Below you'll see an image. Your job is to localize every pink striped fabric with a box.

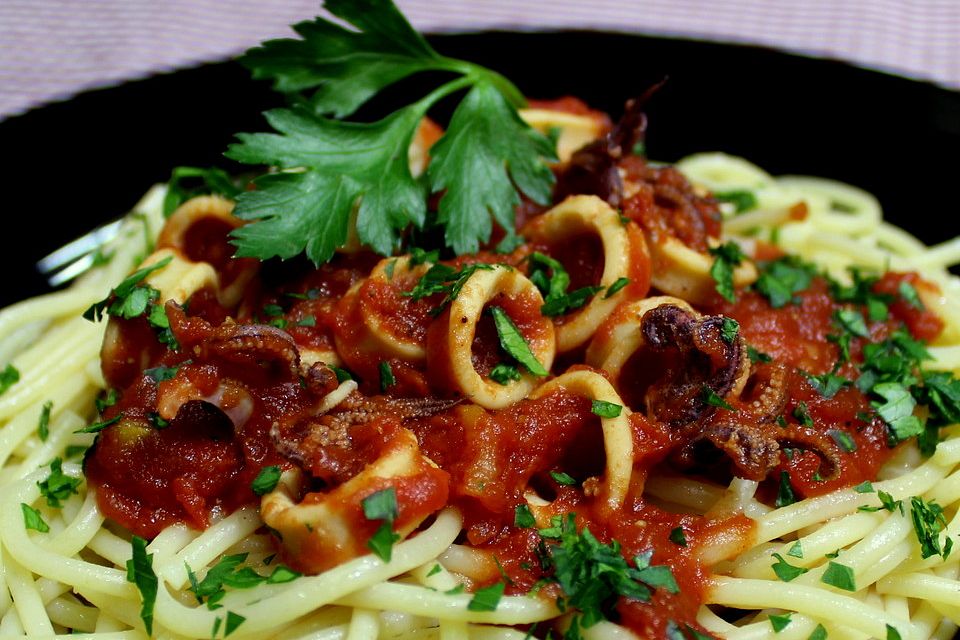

[1,0,958,119]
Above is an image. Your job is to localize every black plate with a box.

[3,31,959,308]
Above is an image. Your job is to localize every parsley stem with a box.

[435,58,526,108]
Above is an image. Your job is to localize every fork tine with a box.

[36,219,123,278]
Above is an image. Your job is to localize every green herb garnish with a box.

[229,0,555,264]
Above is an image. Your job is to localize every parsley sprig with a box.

[228,0,556,264]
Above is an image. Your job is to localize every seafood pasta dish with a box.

[1,2,960,639]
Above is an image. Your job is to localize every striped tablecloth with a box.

[1,0,958,119]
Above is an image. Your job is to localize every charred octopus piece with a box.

[640,304,747,426]
[167,302,300,381]
[553,82,663,207]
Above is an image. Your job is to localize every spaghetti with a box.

[0,101,958,640]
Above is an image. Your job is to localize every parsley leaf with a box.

[720,317,740,344]
[550,471,578,486]
[748,345,773,363]
[820,561,856,591]
[669,526,687,547]
[230,0,554,263]
[225,611,246,637]
[755,256,816,308]
[715,190,757,213]
[467,582,505,612]
[806,372,850,399]
[898,281,924,310]
[404,262,494,311]
[910,496,952,560]
[362,488,401,562]
[37,457,81,508]
[490,363,521,385]
[379,361,396,392]
[241,0,448,117]
[127,536,158,635]
[604,277,631,298]
[809,623,828,640]
[429,81,556,254]
[770,553,808,582]
[871,382,924,445]
[84,256,173,322]
[702,385,733,410]
[590,400,622,418]
[252,466,281,496]
[769,613,792,632]
[37,400,52,442]
[0,364,20,396]
[489,306,548,376]
[775,471,796,508]
[228,105,428,262]
[21,503,49,533]
[708,241,745,303]
[833,309,870,339]
[163,166,242,216]
[515,504,536,528]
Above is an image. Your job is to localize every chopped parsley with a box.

[754,256,816,308]
[775,471,796,508]
[770,553,808,582]
[792,402,814,428]
[787,541,804,558]
[525,251,606,316]
[84,256,173,323]
[75,413,122,434]
[809,624,828,640]
[127,536,158,635]
[362,488,401,562]
[550,471,578,486]
[514,504,536,528]
[0,364,20,396]
[252,466,281,496]
[604,277,631,298]
[590,399,622,418]
[379,361,396,392]
[702,385,733,410]
[828,429,857,453]
[748,345,773,363]
[186,552,302,610]
[769,613,792,633]
[720,317,740,343]
[489,306,548,377]
[37,457,81,508]
[21,503,49,533]
[910,496,953,560]
[806,372,850,399]
[329,364,354,383]
[853,481,874,493]
[467,582,505,612]
[37,400,52,441]
[669,526,687,547]
[708,241,745,303]
[820,561,856,591]
[404,262,495,312]
[833,309,870,339]
[715,190,757,213]
[489,363,521,385]
[898,281,924,310]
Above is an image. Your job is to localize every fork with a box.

[35,219,123,287]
